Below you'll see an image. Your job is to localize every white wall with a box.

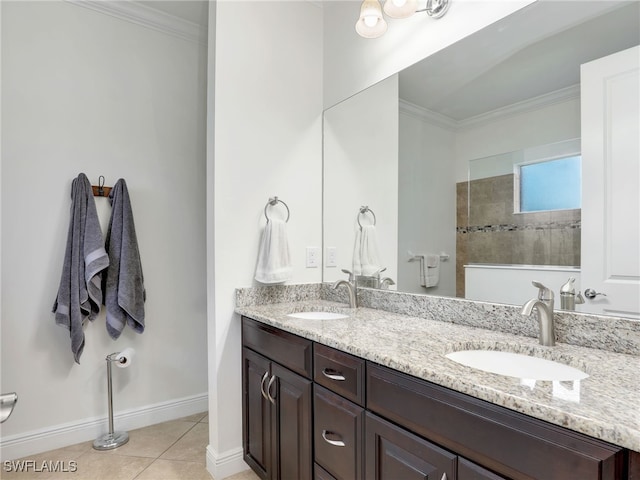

[398,107,456,296]
[1,1,208,459]
[322,0,535,109]
[323,75,398,284]
[207,1,323,477]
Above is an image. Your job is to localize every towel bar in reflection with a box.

[357,206,376,229]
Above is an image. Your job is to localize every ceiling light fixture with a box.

[356,0,451,39]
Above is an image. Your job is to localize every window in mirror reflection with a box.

[516,155,582,213]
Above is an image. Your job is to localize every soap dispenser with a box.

[560,277,581,310]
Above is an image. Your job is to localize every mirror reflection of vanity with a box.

[323,1,640,319]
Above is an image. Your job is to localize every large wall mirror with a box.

[323,0,640,319]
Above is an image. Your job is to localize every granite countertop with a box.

[236,299,640,452]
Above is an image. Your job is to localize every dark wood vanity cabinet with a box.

[242,318,313,480]
[242,317,634,480]
[367,362,627,480]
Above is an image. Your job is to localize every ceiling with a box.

[399,1,640,121]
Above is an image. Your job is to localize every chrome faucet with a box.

[332,279,357,308]
[379,277,395,289]
[521,281,556,346]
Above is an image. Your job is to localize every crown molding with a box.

[400,84,580,131]
[457,84,580,129]
[399,99,458,131]
[65,0,207,46]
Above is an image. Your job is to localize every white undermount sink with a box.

[445,350,589,381]
[287,311,349,320]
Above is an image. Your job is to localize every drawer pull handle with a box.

[267,375,277,405]
[322,430,346,447]
[260,371,269,400]
[322,368,346,381]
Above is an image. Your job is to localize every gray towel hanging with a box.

[52,173,109,363]
[102,178,146,339]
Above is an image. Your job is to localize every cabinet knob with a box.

[322,368,346,381]
[260,371,269,400]
[321,430,346,447]
[441,474,447,480]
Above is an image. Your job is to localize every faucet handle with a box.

[531,281,554,301]
[341,269,354,282]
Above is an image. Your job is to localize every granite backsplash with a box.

[236,283,640,356]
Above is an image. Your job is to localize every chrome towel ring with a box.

[264,196,290,223]
[357,206,376,228]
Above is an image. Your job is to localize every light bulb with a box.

[355,0,387,38]
[364,15,379,27]
[383,0,417,19]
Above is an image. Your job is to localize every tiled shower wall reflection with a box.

[456,174,581,297]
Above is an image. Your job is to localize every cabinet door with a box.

[366,412,457,480]
[243,348,272,479]
[272,363,313,480]
[458,457,507,480]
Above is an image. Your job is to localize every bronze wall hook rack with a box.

[92,175,112,197]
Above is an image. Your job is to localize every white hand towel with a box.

[353,225,382,277]
[352,228,363,275]
[255,218,292,284]
[423,254,440,288]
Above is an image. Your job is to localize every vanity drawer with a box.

[314,343,365,406]
[314,384,364,480]
[242,317,313,378]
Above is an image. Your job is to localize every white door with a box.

[580,46,640,319]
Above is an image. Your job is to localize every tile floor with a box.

[2,412,260,480]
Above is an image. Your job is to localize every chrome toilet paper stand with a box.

[93,352,130,450]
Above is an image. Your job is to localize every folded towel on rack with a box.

[255,218,292,284]
[52,173,109,363]
[421,254,440,288]
[353,225,382,277]
[103,179,146,340]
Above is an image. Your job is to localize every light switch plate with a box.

[326,247,337,267]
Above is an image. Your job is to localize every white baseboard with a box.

[206,445,248,480]
[0,393,207,462]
